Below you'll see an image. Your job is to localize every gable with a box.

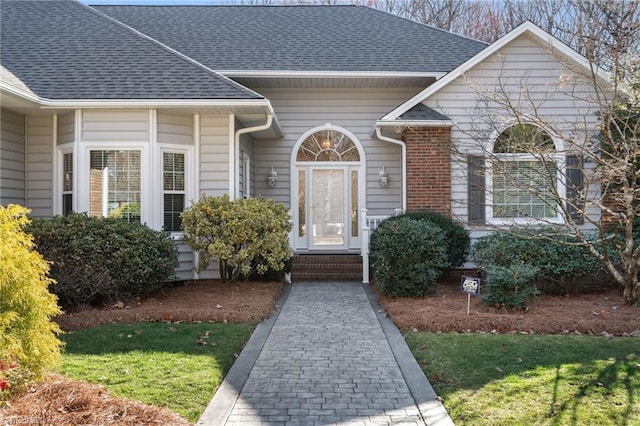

[425,32,601,126]
[382,21,609,122]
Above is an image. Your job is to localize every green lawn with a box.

[61,322,254,423]
[406,333,640,425]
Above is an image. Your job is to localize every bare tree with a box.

[456,0,640,304]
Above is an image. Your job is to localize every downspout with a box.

[233,114,273,199]
[375,126,406,212]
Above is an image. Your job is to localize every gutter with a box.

[0,83,274,110]
[233,114,274,199]
[374,125,407,212]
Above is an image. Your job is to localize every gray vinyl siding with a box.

[196,114,231,279]
[239,132,254,198]
[422,34,601,235]
[0,108,26,205]
[81,109,149,142]
[173,240,195,280]
[158,112,192,145]
[25,115,53,217]
[199,114,230,196]
[57,112,75,145]
[252,87,418,216]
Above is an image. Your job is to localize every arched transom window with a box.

[492,123,559,220]
[296,130,360,162]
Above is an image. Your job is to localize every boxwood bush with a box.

[370,217,448,297]
[386,211,470,268]
[181,195,292,281]
[29,213,178,311]
[472,228,611,295]
[483,264,541,309]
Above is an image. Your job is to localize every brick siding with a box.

[402,127,452,216]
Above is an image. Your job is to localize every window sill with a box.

[488,217,565,226]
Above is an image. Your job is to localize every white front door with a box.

[291,125,364,252]
[311,168,346,248]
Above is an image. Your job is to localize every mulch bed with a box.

[54,280,285,332]
[377,283,640,336]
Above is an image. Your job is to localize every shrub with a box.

[482,264,541,309]
[29,214,178,311]
[472,229,609,294]
[0,205,62,400]
[370,217,448,297]
[387,211,470,268]
[181,195,292,281]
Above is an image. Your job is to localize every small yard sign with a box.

[460,275,481,316]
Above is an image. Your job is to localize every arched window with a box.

[491,124,560,220]
[296,129,360,162]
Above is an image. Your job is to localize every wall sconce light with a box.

[378,166,388,187]
[267,166,278,187]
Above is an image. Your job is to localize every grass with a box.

[60,322,254,423]
[406,332,640,426]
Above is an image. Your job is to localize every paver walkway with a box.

[199,282,452,426]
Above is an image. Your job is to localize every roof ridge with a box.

[90,4,358,7]
[81,1,264,99]
[361,5,489,47]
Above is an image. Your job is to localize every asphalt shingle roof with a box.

[399,104,451,121]
[94,5,488,74]
[0,0,261,100]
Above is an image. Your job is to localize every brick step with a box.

[292,255,362,264]
[292,263,363,270]
[292,271,363,281]
[291,254,363,281]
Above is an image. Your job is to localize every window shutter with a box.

[566,155,584,224]
[468,155,485,224]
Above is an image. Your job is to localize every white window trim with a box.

[77,142,150,224]
[486,153,567,226]
[54,143,73,216]
[158,144,195,237]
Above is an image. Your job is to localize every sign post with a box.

[460,276,481,316]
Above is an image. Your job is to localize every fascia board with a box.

[1,82,41,105]
[381,21,611,121]
[221,70,446,79]
[375,119,454,128]
[37,99,273,109]
[1,81,274,110]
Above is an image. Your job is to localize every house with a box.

[0,0,603,280]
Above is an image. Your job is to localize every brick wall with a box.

[402,127,452,216]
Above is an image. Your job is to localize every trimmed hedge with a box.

[370,217,448,297]
[472,228,611,296]
[386,211,470,268]
[29,214,178,311]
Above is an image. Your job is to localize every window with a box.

[296,130,360,162]
[62,152,73,216]
[490,124,560,221]
[89,150,141,222]
[163,152,185,232]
